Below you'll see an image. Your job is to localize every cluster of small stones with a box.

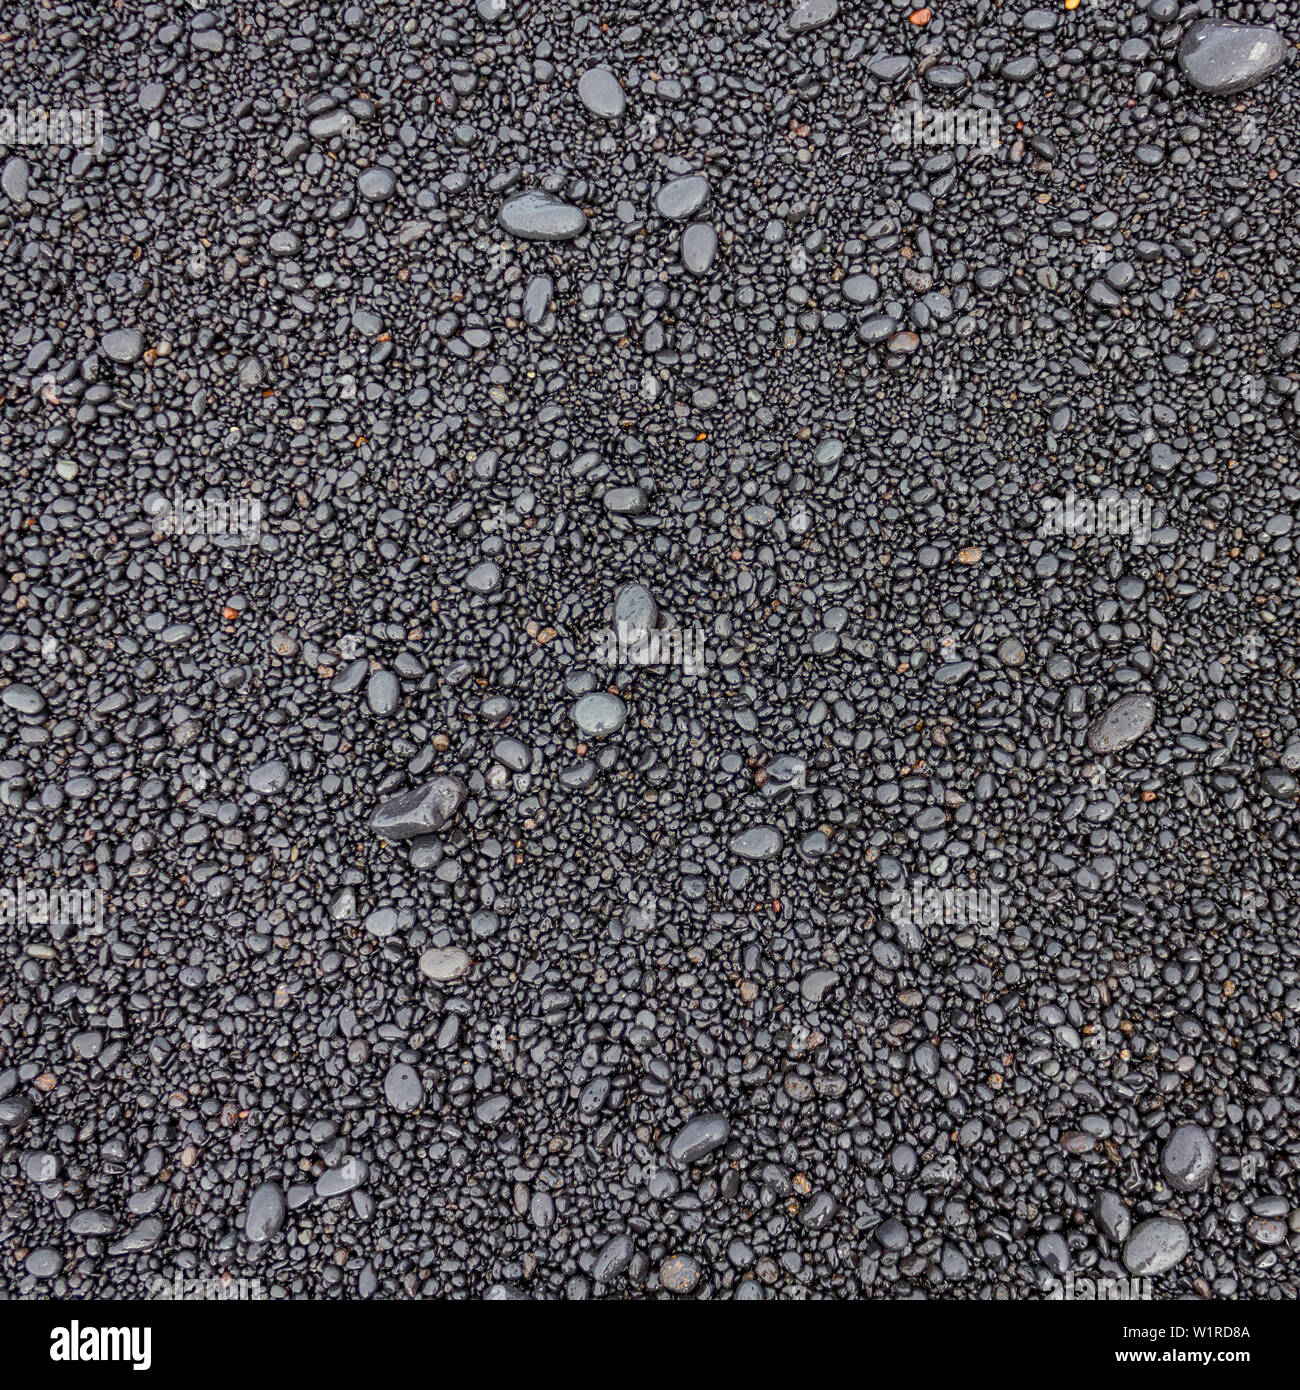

[0,0,1298,1303]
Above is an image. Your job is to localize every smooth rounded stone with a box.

[1177,19,1287,96]
[1247,1216,1287,1246]
[660,1254,701,1294]
[603,485,648,515]
[1095,1190,1131,1244]
[0,1096,32,1127]
[1260,766,1298,801]
[370,775,468,840]
[485,1284,531,1300]
[613,581,659,642]
[244,1182,286,1243]
[68,1209,116,1237]
[523,275,552,325]
[1,683,46,715]
[801,969,839,1003]
[418,945,471,983]
[572,692,627,738]
[248,759,290,795]
[788,0,838,33]
[888,331,920,354]
[316,1161,368,1198]
[842,273,878,304]
[469,909,501,939]
[102,328,144,364]
[465,559,501,593]
[996,637,1026,667]
[577,66,626,119]
[592,1233,634,1281]
[25,1248,60,1278]
[357,166,396,201]
[498,190,588,242]
[363,906,399,938]
[1123,1218,1190,1277]
[858,313,897,343]
[1161,1123,1216,1192]
[1087,693,1156,754]
[654,175,710,220]
[680,221,718,276]
[729,825,784,860]
[669,1113,731,1166]
[924,64,968,89]
[868,52,911,81]
[384,1063,423,1113]
[366,669,400,717]
[492,736,530,772]
[2,156,30,203]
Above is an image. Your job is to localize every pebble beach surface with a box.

[0,0,1298,1303]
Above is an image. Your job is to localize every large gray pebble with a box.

[1123,1217,1190,1277]
[1177,19,1287,95]
[1087,693,1155,753]
[499,190,587,241]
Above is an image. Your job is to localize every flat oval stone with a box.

[592,1233,634,1281]
[730,824,784,860]
[2,156,30,203]
[669,1113,730,1165]
[465,559,502,593]
[613,582,659,644]
[419,945,471,982]
[523,274,552,325]
[1123,1217,1190,1276]
[924,64,968,89]
[244,1182,286,1242]
[316,1161,367,1198]
[604,485,648,515]
[788,0,838,33]
[357,166,395,201]
[384,1063,423,1112]
[1177,19,1287,95]
[842,273,879,303]
[577,66,626,118]
[248,759,290,794]
[1161,1123,1215,1192]
[858,313,897,343]
[681,221,718,275]
[572,692,627,738]
[1088,693,1156,753]
[499,190,587,241]
[2,683,46,715]
[102,328,144,363]
[654,175,710,220]
[366,668,400,717]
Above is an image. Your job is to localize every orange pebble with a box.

[909,8,931,24]
[222,606,239,622]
